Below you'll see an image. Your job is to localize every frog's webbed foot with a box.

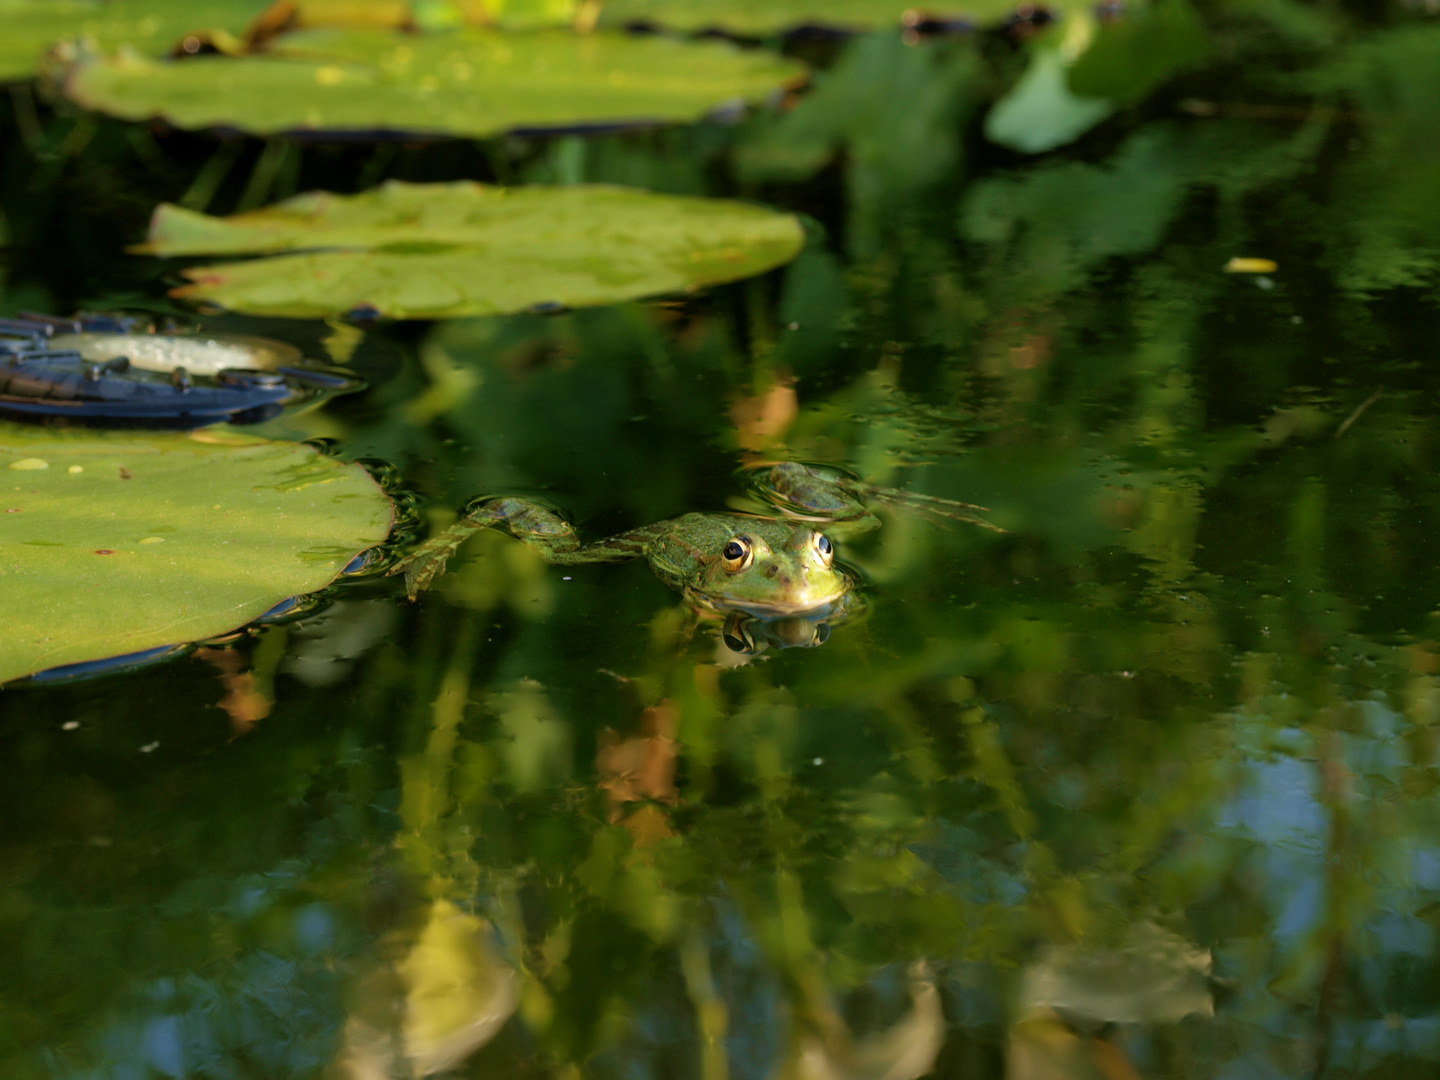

[862,486,1007,533]
[389,502,511,599]
[752,462,1005,534]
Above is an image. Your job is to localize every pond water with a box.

[4,11,1440,1080]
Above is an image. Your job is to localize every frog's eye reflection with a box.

[723,630,755,654]
[721,537,752,572]
[812,533,834,565]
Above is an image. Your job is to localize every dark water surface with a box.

[5,20,1440,1080]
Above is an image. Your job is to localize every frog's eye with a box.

[723,628,756,654]
[811,533,834,565]
[721,537,752,572]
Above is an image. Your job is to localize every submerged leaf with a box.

[58,26,806,138]
[1067,0,1210,102]
[143,181,805,318]
[985,45,1114,154]
[0,424,393,683]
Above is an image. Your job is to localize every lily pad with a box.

[0,0,267,83]
[141,180,805,318]
[58,27,806,138]
[596,0,1031,33]
[0,424,393,683]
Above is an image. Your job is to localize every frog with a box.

[390,462,1001,617]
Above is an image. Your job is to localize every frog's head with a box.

[690,525,852,616]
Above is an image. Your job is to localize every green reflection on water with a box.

[4,8,1440,1080]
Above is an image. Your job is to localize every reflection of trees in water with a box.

[6,5,1440,1077]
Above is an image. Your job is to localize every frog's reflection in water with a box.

[710,590,864,658]
[721,610,833,655]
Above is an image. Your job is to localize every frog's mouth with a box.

[685,583,856,620]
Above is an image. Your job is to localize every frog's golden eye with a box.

[721,536,752,572]
[811,533,834,566]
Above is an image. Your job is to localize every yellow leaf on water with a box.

[1224,257,1278,273]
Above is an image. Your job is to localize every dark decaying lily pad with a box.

[0,314,359,426]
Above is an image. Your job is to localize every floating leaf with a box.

[0,424,393,683]
[0,0,267,83]
[259,0,577,32]
[141,180,805,318]
[58,26,806,138]
[596,0,1014,34]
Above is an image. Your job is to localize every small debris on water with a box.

[118,468,132,480]
[1224,257,1278,273]
[9,458,48,471]
[68,465,83,474]
[94,549,114,555]
[563,576,572,580]
[62,721,80,730]
[140,537,165,544]
[139,741,159,753]
[813,757,824,766]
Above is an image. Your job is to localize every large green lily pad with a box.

[595,0,1021,33]
[0,424,393,683]
[141,180,805,318]
[0,0,268,83]
[58,26,806,138]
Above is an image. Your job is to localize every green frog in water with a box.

[391,462,1000,620]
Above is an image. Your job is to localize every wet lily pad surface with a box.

[144,180,805,318]
[0,0,267,82]
[58,27,806,138]
[596,0,943,33]
[0,424,392,682]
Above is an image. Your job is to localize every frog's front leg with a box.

[390,497,645,600]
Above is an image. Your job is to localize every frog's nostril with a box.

[765,565,779,579]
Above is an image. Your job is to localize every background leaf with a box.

[0,0,268,82]
[145,181,805,318]
[57,27,807,138]
[596,0,1018,34]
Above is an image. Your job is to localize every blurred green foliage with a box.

[3,0,1440,1076]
